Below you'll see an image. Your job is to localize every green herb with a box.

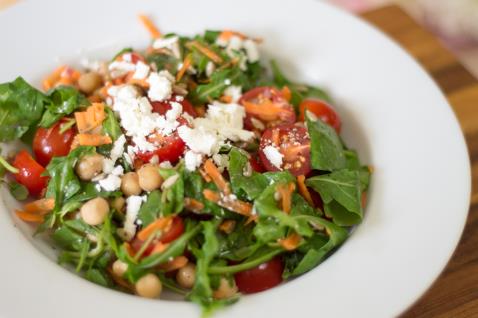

[159,168,184,216]
[85,268,113,287]
[192,67,247,103]
[8,181,28,200]
[228,148,268,200]
[39,86,89,128]
[137,190,162,227]
[59,117,76,134]
[306,114,346,171]
[102,108,122,141]
[0,77,48,142]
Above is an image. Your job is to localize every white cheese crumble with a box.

[212,153,229,172]
[109,61,136,78]
[216,35,260,64]
[184,151,203,171]
[132,61,150,80]
[152,36,181,59]
[243,39,260,63]
[223,85,242,102]
[98,165,124,191]
[161,174,180,190]
[147,71,174,102]
[205,61,215,77]
[263,145,283,169]
[121,195,144,241]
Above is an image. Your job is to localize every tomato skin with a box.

[234,257,284,294]
[239,87,296,127]
[299,99,341,133]
[151,95,197,117]
[135,135,186,164]
[131,217,185,257]
[12,150,49,197]
[249,156,265,173]
[33,120,76,166]
[259,124,311,176]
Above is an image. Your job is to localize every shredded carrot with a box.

[75,103,106,133]
[158,256,188,272]
[77,134,112,146]
[15,210,44,223]
[150,242,169,255]
[108,267,133,290]
[42,65,81,90]
[42,65,66,90]
[271,127,280,146]
[219,220,236,234]
[184,197,205,213]
[297,175,314,206]
[203,189,253,217]
[219,95,233,103]
[243,100,289,122]
[176,54,193,82]
[278,232,302,251]
[281,86,292,102]
[198,167,212,182]
[138,14,161,39]
[218,30,248,42]
[277,183,294,214]
[124,242,135,257]
[188,41,223,64]
[203,159,231,195]
[23,198,55,214]
[137,217,173,241]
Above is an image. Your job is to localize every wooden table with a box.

[361,5,478,318]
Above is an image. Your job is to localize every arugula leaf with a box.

[217,220,260,261]
[189,221,220,310]
[284,216,348,277]
[85,268,113,287]
[306,114,346,171]
[306,169,363,226]
[52,225,86,251]
[112,47,133,61]
[228,148,268,200]
[45,146,95,212]
[102,108,122,141]
[159,168,184,216]
[137,190,162,227]
[146,54,180,75]
[203,30,221,44]
[0,77,48,142]
[39,86,89,127]
[8,181,28,200]
[192,67,247,103]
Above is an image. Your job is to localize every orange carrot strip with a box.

[189,41,223,64]
[77,134,112,146]
[243,100,289,122]
[137,217,173,241]
[297,175,314,207]
[15,210,44,223]
[42,65,66,90]
[218,30,248,41]
[278,232,301,251]
[123,242,135,257]
[184,197,205,213]
[150,242,170,255]
[281,86,292,102]
[203,159,230,194]
[23,198,55,214]
[198,168,212,182]
[127,77,150,89]
[271,127,280,146]
[158,256,188,272]
[176,54,193,82]
[75,103,105,133]
[277,183,293,214]
[219,220,236,234]
[138,14,161,39]
[203,189,252,217]
[219,95,233,103]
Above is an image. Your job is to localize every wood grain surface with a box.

[361,6,478,318]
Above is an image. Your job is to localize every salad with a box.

[0,16,371,314]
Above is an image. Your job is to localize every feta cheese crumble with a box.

[263,145,283,169]
[152,36,181,59]
[147,71,174,102]
[223,85,242,103]
[119,195,144,241]
[184,151,203,171]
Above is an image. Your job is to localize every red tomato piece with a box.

[299,99,341,133]
[234,257,284,294]
[12,150,49,197]
[239,87,295,127]
[259,124,311,176]
[116,51,145,64]
[249,156,265,173]
[33,120,76,166]
[131,217,185,257]
[135,134,186,164]
[151,95,197,117]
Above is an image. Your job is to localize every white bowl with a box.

[0,0,470,317]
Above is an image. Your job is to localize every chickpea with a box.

[111,196,126,212]
[176,263,196,289]
[80,197,109,226]
[121,172,142,196]
[112,259,128,277]
[75,153,104,181]
[135,273,162,299]
[78,72,103,94]
[213,277,238,299]
[137,164,163,192]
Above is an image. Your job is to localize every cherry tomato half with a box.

[151,95,197,117]
[299,99,341,134]
[259,124,311,176]
[131,217,185,257]
[33,120,76,166]
[239,87,295,128]
[135,134,186,164]
[249,156,265,173]
[234,257,284,294]
[12,150,49,197]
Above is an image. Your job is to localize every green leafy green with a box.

[8,181,28,200]
[228,148,268,200]
[192,67,247,103]
[306,114,346,171]
[85,268,113,287]
[159,168,184,216]
[102,108,122,141]
[0,77,48,142]
[137,190,162,227]
[39,86,89,127]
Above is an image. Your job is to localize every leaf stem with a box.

[208,248,283,274]
[0,155,18,174]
